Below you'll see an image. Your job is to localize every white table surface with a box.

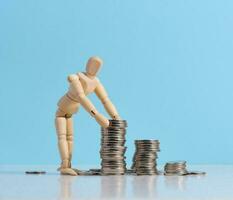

[0,165,232,200]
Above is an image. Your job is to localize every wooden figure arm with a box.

[68,74,109,128]
[94,80,120,120]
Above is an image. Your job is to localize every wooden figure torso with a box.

[57,73,99,115]
[77,72,98,95]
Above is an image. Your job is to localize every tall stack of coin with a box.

[131,140,160,175]
[164,161,188,175]
[100,120,127,175]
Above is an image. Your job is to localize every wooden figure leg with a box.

[55,114,77,176]
[66,117,74,165]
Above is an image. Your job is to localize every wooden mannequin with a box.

[55,56,121,175]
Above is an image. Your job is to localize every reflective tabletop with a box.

[0,165,232,200]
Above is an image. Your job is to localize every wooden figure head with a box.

[86,56,103,77]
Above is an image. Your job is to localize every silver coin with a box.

[25,171,46,175]
[164,160,191,176]
[102,160,126,163]
[126,169,136,174]
[76,170,96,176]
[101,127,126,131]
[101,157,124,159]
[101,145,126,149]
[100,150,126,153]
[186,171,206,175]
[164,172,188,176]
[89,168,101,172]
[100,120,127,175]
[109,119,127,124]
[101,131,126,134]
[109,124,127,128]
[132,139,160,175]
[101,153,125,156]
[165,161,186,165]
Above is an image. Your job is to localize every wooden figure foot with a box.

[60,168,78,176]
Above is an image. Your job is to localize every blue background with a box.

[0,0,233,166]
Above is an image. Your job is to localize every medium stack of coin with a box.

[100,120,127,175]
[131,140,160,175]
[164,161,188,175]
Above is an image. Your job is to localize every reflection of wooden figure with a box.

[55,56,121,175]
[58,176,74,200]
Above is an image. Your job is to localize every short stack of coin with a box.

[100,120,127,175]
[164,161,188,175]
[131,140,160,175]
